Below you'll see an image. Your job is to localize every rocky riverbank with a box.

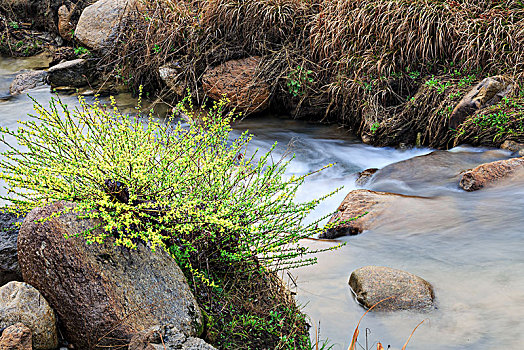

[1,0,522,149]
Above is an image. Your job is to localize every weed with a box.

[370,122,380,134]
[287,65,314,97]
[74,46,90,56]
[0,92,343,349]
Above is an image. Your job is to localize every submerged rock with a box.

[459,157,524,191]
[0,210,24,286]
[349,266,435,311]
[320,190,410,239]
[9,70,48,95]
[75,0,141,50]
[0,323,32,350]
[0,282,57,349]
[449,76,512,130]
[18,201,202,349]
[355,168,379,187]
[202,57,270,113]
[47,59,91,87]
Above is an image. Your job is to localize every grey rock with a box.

[449,76,512,130]
[9,70,48,95]
[349,266,435,311]
[0,210,24,286]
[75,0,141,50]
[0,323,32,350]
[18,201,203,350]
[159,65,185,96]
[129,325,217,350]
[0,282,58,349]
[47,59,91,87]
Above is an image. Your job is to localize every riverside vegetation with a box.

[0,93,343,349]
[1,1,522,147]
[105,0,524,149]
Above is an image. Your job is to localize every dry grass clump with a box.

[108,0,524,148]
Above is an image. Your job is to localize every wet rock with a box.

[9,70,48,95]
[449,76,512,130]
[501,140,524,156]
[129,325,217,350]
[0,210,24,286]
[320,190,407,239]
[369,149,511,196]
[355,168,379,187]
[459,157,524,191]
[0,323,32,350]
[0,282,57,349]
[349,266,435,311]
[47,59,91,87]
[18,201,202,350]
[202,57,270,114]
[75,0,141,50]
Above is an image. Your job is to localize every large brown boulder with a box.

[449,76,512,130]
[459,157,524,191]
[75,0,141,51]
[320,190,417,239]
[18,201,202,350]
[202,57,270,114]
[0,323,32,350]
[0,282,57,349]
[349,266,435,311]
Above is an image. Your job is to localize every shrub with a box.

[0,93,342,348]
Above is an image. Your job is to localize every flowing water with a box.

[1,57,523,350]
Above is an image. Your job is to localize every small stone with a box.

[355,168,378,187]
[159,65,184,96]
[0,282,58,349]
[500,140,524,154]
[58,5,74,41]
[0,323,32,350]
[349,266,435,311]
[449,76,512,130]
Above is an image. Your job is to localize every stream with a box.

[1,56,523,350]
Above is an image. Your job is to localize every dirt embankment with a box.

[2,0,523,149]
